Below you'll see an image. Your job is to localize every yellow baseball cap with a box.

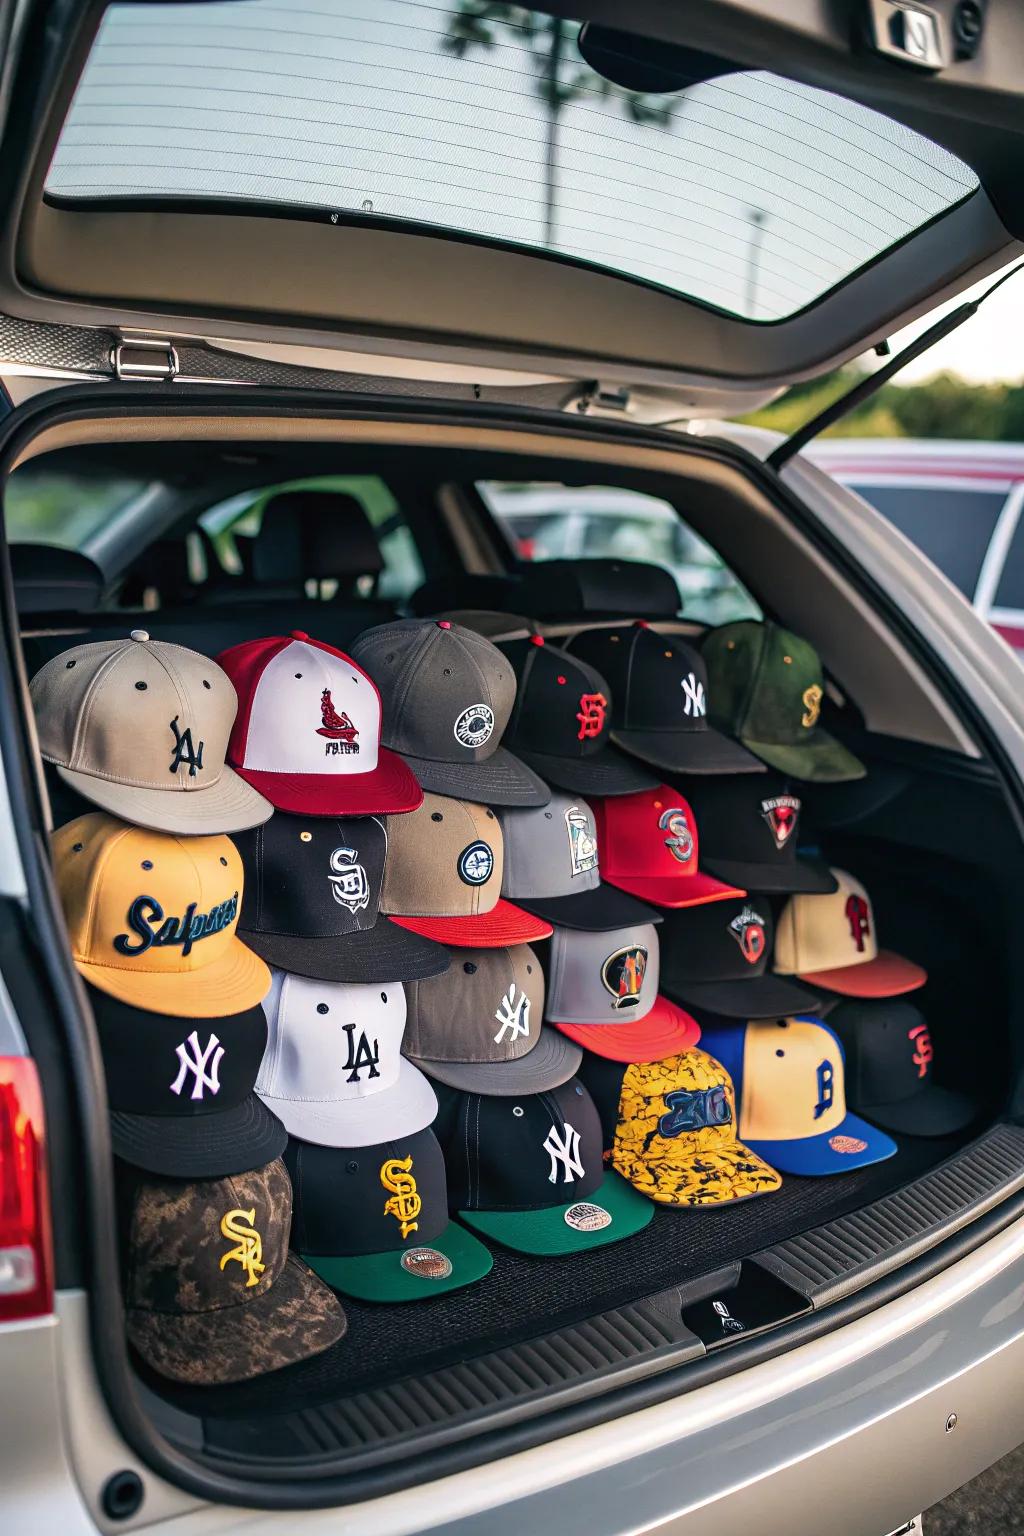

[53,812,271,1017]
[773,867,927,998]
[584,1048,782,1207]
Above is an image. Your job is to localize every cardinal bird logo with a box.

[316,689,360,753]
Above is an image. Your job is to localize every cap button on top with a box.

[129,629,150,643]
[291,630,310,642]
[436,620,452,630]
[530,635,545,647]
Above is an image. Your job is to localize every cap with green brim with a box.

[458,1171,652,1256]
[303,1219,492,1302]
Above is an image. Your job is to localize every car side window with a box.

[844,482,1007,600]
[993,494,1024,611]
[477,481,760,627]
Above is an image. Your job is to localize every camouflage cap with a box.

[124,1157,346,1384]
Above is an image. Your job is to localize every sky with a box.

[864,258,1024,385]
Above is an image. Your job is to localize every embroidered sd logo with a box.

[380,1155,422,1240]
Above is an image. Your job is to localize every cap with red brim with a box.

[551,992,701,1063]
[603,867,743,910]
[233,747,421,817]
[798,949,927,999]
[391,899,552,949]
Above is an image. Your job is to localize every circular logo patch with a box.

[828,1134,868,1155]
[400,1247,453,1281]
[458,840,494,885]
[563,1201,612,1233]
[454,703,495,749]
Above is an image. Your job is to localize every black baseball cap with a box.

[234,810,449,983]
[827,998,976,1137]
[433,1076,653,1255]
[351,619,549,806]
[659,896,822,1019]
[685,774,838,895]
[91,983,287,1178]
[566,624,763,775]
[285,1126,493,1302]
[498,635,658,796]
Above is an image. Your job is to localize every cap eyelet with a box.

[485,810,495,819]
[141,860,153,870]
[72,842,83,852]
[202,679,211,690]
[609,635,620,643]
[346,1160,359,1174]
[556,675,566,685]
[775,1049,785,1057]
[727,640,736,650]
[544,812,552,820]
[300,831,313,842]
[316,1003,329,1015]
[783,655,793,665]
[664,651,673,659]
[443,668,452,677]
[512,1105,524,1117]
[351,676,360,684]
[65,659,76,669]
[431,812,443,822]
[380,991,388,1003]
[526,964,532,974]
[294,672,303,679]
[219,856,228,866]
[134,681,147,691]
[463,962,477,974]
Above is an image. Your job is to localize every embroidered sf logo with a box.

[680,672,706,718]
[380,1154,421,1240]
[170,1031,224,1100]
[219,1207,265,1288]
[317,688,359,754]
[543,1121,584,1183]
[601,945,648,1009]
[728,907,765,965]
[493,983,531,1044]
[801,684,823,729]
[658,1084,731,1136]
[760,795,800,851]
[576,691,607,741]
[328,846,370,912]
[658,807,693,864]
[908,1023,933,1078]
[565,805,598,877]
[169,716,204,777]
[341,1022,380,1083]
[845,894,871,952]
[814,1060,835,1119]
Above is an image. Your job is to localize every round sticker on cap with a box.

[400,1247,454,1280]
[829,1134,868,1154]
[458,841,494,885]
[453,703,495,750]
[563,1202,612,1233]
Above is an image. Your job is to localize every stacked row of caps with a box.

[32,613,973,1388]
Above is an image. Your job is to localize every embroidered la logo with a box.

[328,846,369,912]
[493,983,531,1044]
[380,1155,421,1240]
[814,1060,835,1119]
[659,1084,731,1137]
[801,683,823,729]
[576,691,607,742]
[601,945,648,1009]
[909,1022,933,1078]
[658,807,693,864]
[728,907,765,965]
[845,893,871,952]
[170,1031,224,1100]
[543,1121,584,1183]
[760,795,800,851]
[341,1022,380,1083]
[169,716,204,777]
[453,703,494,749]
[219,1207,265,1288]
[680,672,706,718]
[316,688,359,755]
[565,805,598,877]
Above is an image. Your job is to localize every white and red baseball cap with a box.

[217,633,422,816]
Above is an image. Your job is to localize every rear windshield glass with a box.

[844,483,1006,599]
[44,0,978,322]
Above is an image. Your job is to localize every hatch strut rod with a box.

[767,260,1024,471]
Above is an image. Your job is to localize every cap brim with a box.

[664,973,822,1020]
[304,1221,493,1302]
[602,868,744,909]
[514,744,658,797]
[126,1253,346,1385]
[516,882,662,931]
[410,1026,582,1095]
[798,949,927,998]
[231,746,423,816]
[550,993,701,1063]
[110,1094,287,1178]
[56,761,274,835]
[740,731,867,784]
[612,725,765,776]
[77,937,271,1018]
[857,1084,977,1138]
[398,744,550,808]
[702,856,839,896]
[747,1112,896,1175]
[612,1138,782,1206]
[257,1056,438,1148]
[391,899,552,948]
[458,1171,653,1255]
[240,919,450,984]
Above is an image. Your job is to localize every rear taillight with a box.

[0,1057,54,1322]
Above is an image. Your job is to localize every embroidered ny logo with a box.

[169,715,205,777]
[493,983,531,1045]
[169,1031,224,1100]
[543,1121,584,1184]
[680,673,706,718]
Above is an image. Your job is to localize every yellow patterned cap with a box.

[609,1048,782,1207]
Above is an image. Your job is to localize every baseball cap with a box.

[579,1048,782,1206]
[497,791,659,929]
[404,944,581,1094]
[381,792,552,947]
[827,998,975,1136]
[91,985,286,1178]
[566,624,763,774]
[701,620,866,783]
[255,968,438,1146]
[53,812,270,1016]
[233,810,448,983]
[123,1157,346,1384]
[350,619,549,806]
[774,869,927,998]
[217,632,422,816]
[435,1077,654,1255]
[685,774,838,895]
[498,635,657,795]
[704,1016,897,1174]
[30,631,274,835]
[590,786,744,909]
[658,897,822,1019]
[286,1126,493,1301]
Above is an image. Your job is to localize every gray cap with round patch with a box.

[546,922,661,1025]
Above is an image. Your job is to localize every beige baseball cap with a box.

[773,867,927,998]
[31,632,273,834]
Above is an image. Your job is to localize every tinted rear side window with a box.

[845,483,1006,598]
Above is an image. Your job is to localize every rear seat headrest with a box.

[517,558,681,619]
[251,490,385,585]
[11,543,104,614]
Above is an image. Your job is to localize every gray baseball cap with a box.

[498,792,660,931]
[545,922,661,1026]
[351,619,550,806]
[404,944,581,1095]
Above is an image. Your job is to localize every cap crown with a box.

[732,1017,850,1142]
[381,793,502,917]
[54,812,244,979]
[125,1157,291,1314]
[440,1078,604,1209]
[703,620,826,749]
[593,785,702,882]
[568,625,712,735]
[829,998,934,1108]
[774,868,877,974]
[500,637,614,761]
[351,620,515,764]
[613,1049,740,1165]
[287,1126,449,1256]
[405,945,544,1064]
[220,634,382,776]
[547,922,660,1024]
[32,634,238,792]
[236,813,385,938]
[688,772,804,868]
[499,792,600,900]
[257,969,407,1107]
[95,991,267,1115]
[660,897,773,986]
